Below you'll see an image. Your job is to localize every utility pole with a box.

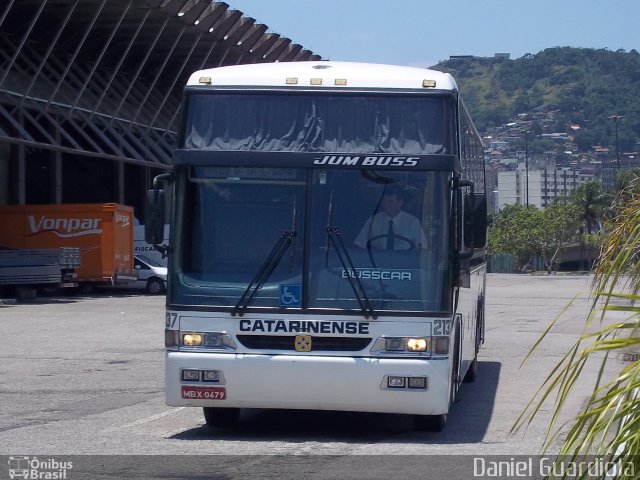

[525,130,529,206]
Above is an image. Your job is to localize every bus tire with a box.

[450,322,461,404]
[464,298,483,383]
[463,355,478,383]
[203,407,240,428]
[414,413,447,432]
[414,323,459,432]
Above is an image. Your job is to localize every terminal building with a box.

[0,0,321,221]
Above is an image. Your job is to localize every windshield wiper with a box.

[231,230,296,317]
[326,226,377,319]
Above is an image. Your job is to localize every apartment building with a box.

[497,164,594,210]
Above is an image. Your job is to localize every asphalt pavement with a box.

[0,274,628,478]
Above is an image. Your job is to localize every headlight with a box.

[407,338,428,352]
[182,333,203,346]
[202,370,221,382]
[382,375,428,390]
[179,331,237,350]
[204,333,225,347]
[385,337,405,351]
[181,369,200,381]
[371,335,447,356]
[379,337,429,353]
[387,376,406,388]
[180,369,226,384]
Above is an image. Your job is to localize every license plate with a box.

[181,386,227,400]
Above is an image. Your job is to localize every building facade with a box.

[497,164,595,210]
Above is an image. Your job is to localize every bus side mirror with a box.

[462,192,488,251]
[472,193,487,249]
[463,194,474,250]
[145,188,166,245]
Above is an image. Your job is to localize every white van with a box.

[133,255,167,294]
[134,224,169,266]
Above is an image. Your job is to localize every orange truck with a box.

[0,203,136,285]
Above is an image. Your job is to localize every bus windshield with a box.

[183,92,453,154]
[174,166,453,314]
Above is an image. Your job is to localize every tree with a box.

[571,181,612,270]
[536,202,581,274]
[489,202,580,273]
[488,204,540,271]
[514,174,640,479]
[571,181,610,235]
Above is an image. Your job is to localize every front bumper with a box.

[166,351,450,415]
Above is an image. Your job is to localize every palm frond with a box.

[514,172,640,480]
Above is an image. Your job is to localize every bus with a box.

[146,61,487,431]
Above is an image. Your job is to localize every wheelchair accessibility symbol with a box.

[279,284,301,307]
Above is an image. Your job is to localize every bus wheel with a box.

[203,407,240,428]
[414,413,447,432]
[450,323,461,404]
[414,325,459,432]
[463,355,478,383]
[464,300,483,383]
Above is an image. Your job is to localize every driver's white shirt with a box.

[354,210,427,250]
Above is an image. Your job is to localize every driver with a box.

[354,187,427,250]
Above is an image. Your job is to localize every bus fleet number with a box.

[433,319,450,336]
[166,312,178,328]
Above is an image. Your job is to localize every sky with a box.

[224,0,640,67]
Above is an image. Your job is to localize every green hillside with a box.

[433,47,640,153]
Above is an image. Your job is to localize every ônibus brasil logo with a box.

[7,456,73,479]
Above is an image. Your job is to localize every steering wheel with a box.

[366,234,416,251]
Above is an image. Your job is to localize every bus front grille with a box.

[236,335,372,352]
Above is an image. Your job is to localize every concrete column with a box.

[0,143,8,205]
[18,144,25,205]
[54,150,62,203]
[118,159,124,204]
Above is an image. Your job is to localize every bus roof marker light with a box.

[334,78,347,86]
[310,78,323,86]
[422,79,437,88]
[198,77,212,85]
[285,77,298,85]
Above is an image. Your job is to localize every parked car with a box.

[133,254,167,294]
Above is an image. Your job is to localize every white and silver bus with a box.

[146,61,487,431]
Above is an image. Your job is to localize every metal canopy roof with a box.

[0,0,322,167]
